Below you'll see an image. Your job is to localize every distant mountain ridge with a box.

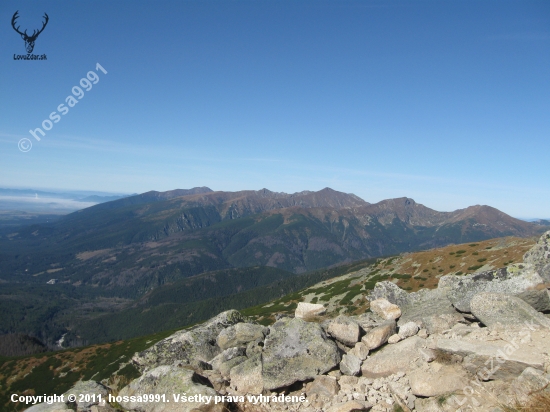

[0,186,545,349]
[1,187,541,282]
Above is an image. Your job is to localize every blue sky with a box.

[1,0,549,218]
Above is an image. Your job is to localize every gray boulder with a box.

[229,353,263,395]
[361,336,424,378]
[216,323,267,349]
[523,230,550,282]
[398,322,419,339]
[409,364,469,397]
[349,341,369,360]
[217,356,247,379]
[209,346,246,371]
[435,338,545,380]
[470,292,550,327]
[440,266,544,312]
[327,315,361,346]
[515,289,550,312]
[400,288,464,327]
[261,317,340,390]
[118,365,224,412]
[340,353,362,376]
[306,375,340,397]
[510,366,550,404]
[132,310,246,372]
[368,281,411,307]
[295,302,326,318]
[361,320,396,350]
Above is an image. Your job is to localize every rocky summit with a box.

[27,231,550,412]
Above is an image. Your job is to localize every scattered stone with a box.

[295,302,326,318]
[328,315,362,346]
[361,320,396,350]
[370,299,402,320]
[388,334,401,344]
[470,292,550,327]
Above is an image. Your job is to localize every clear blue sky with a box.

[1,0,549,218]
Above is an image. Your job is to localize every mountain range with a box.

[0,187,547,346]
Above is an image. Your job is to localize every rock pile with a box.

[27,231,550,412]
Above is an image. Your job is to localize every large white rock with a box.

[327,315,361,346]
[370,298,402,320]
[295,302,326,318]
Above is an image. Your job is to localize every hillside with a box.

[0,234,541,411]
[0,188,545,349]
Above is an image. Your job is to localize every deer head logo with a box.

[11,11,49,54]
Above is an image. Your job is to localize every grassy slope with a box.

[0,236,536,411]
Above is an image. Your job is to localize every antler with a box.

[11,11,27,37]
[31,13,49,39]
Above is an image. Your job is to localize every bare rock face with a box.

[370,299,402,320]
[229,353,263,395]
[118,366,224,412]
[435,338,545,380]
[440,266,544,313]
[132,310,246,372]
[209,346,246,371]
[510,367,550,404]
[327,315,362,346]
[361,336,425,378]
[409,364,469,397]
[361,320,396,350]
[216,323,267,350]
[515,288,550,312]
[470,292,550,328]
[523,230,550,282]
[261,317,340,390]
[295,302,326,318]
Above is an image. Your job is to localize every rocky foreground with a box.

[27,231,550,412]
